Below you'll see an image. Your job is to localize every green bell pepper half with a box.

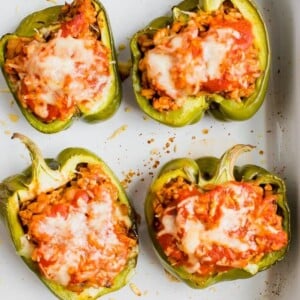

[0,133,139,300]
[0,0,121,134]
[130,0,270,126]
[145,144,290,288]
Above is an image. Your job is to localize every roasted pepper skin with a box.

[130,0,270,126]
[0,133,138,300]
[145,145,290,288]
[0,0,121,134]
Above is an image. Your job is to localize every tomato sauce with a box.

[19,164,137,290]
[154,179,288,276]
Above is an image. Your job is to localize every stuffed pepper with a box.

[131,0,270,126]
[0,0,121,133]
[0,133,138,299]
[145,145,289,288]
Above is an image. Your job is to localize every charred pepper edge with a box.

[0,0,121,134]
[130,0,270,126]
[145,145,290,288]
[0,133,139,300]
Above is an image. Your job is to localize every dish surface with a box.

[0,0,299,299]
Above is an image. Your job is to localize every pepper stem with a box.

[12,133,66,197]
[198,144,255,187]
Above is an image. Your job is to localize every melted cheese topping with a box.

[32,191,127,286]
[141,14,260,104]
[18,164,138,290]
[9,33,111,120]
[145,52,178,99]
[144,25,240,99]
[156,181,287,275]
[158,185,256,252]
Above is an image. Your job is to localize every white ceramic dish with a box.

[0,0,299,299]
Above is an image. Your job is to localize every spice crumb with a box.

[259,150,264,155]
[152,160,160,169]
[121,169,136,188]
[8,114,19,123]
[108,125,128,139]
[129,282,142,296]
[124,106,131,112]
[147,138,155,144]
[118,44,126,51]
[150,148,159,155]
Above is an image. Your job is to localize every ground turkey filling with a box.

[19,164,137,291]
[138,2,262,111]
[4,0,111,122]
[153,177,288,276]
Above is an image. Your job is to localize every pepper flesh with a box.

[0,133,138,299]
[0,0,121,133]
[130,0,270,126]
[145,145,290,288]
